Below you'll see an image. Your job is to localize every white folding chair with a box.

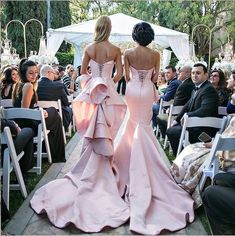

[176,114,227,157]
[2,107,52,175]
[155,98,174,138]
[218,106,227,116]
[37,99,67,144]
[0,99,13,108]
[1,127,27,209]
[199,133,235,191]
[163,104,184,149]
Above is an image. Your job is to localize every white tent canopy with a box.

[46,13,190,66]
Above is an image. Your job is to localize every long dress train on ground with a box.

[30,59,129,232]
[112,66,195,235]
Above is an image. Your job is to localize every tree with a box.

[1,1,71,57]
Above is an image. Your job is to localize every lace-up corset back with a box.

[130,66,154,83]
[90,59,114,79]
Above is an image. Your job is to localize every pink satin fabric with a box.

[112,66,195,234]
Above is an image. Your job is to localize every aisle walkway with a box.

[3,128,207,235]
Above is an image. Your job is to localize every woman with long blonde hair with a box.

[30,15,128,232]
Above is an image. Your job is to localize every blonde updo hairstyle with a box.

[93,16,111,43]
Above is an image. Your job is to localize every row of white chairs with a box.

[1,107,52,210]
[155,99,234,191]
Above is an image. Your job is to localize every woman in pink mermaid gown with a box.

[112,22,195,235]
[30,16,129,232]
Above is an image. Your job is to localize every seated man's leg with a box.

[14,127,34,174]
[166,125,182,156]
[202,179,235,235]
[152,103,160,128]
[156,114,168,138]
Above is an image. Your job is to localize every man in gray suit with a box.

[166,63,219,156]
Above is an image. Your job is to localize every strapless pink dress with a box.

[112,66,195,235]
[30,59,129,232]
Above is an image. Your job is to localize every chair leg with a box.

[12,153,27,198]
[62,126,67,144]
[3,150,11,210]
[43,131,52,164]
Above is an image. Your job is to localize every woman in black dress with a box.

[13,59,65,163]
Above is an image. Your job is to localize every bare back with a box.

[124,46,160,82]
[81,41,122,82]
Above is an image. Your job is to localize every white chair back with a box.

[2,107,52,175]
[0,99,13,108]
[163,105,184,149]
[155,98,174,137]
[218,106,227,116]
[37,99,66,144]
[176,114,227,157]
[199,132,235,191]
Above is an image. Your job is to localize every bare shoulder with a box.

[85,43,95,54]
[23,82,33,89]
[124,48,134,57]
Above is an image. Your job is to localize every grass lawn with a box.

[1,161,51,229]
[159,139,211,235]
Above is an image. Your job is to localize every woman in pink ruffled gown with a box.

[112,22,195,235]
[30,16,129,232]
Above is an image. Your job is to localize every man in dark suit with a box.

[156,65,194,138]
[38,65,72,130]
[202,172,235,235]
[152,65,181,129]
[166,63,219,156]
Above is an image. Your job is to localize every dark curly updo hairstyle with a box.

[132,22,154,46]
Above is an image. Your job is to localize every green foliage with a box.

[2,0,71,57]
[56,51,74,66]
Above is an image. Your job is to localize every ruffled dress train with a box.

[30,60,129,232]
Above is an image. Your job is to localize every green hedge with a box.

[56,52,74,66]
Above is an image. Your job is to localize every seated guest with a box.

[156,65,194,138]
[166,63,219,156]
[62,64,78,94]
[13,59,65,163]
[38,65,72,130]
[209,69,230,106]
[152,65,181,130]
[170,115,235,208]
[1,118,34,175]
[1,66,19,99]
[157,71,167,95]
[202,172,235,235]
[227,72,235,114]
[58,65,65,79]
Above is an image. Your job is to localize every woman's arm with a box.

[151,52,160,83]
[21,83,34,108]
[123,50,130,82]
[113,48,123,83]
[81,50,90,75]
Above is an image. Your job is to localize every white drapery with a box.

[46,13,190,66]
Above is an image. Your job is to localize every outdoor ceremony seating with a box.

[176,114,227,157]
[37,99,67,144]
[1,126,27,210]
[155,98,174,138]
[2,107,52,175]
[199,116,235,191]
[163,104,184,150]
[218,106,227,116]
[0,99,13,108]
